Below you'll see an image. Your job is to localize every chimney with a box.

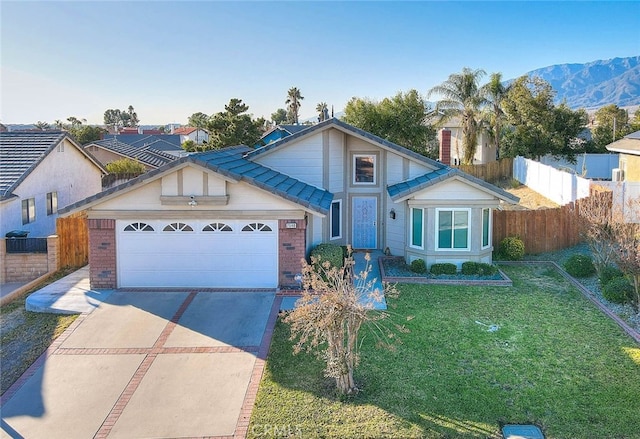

[440,129,451,165]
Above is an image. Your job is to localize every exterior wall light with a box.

[389,208,396,220]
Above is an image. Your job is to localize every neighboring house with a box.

[606,130,640,181]
[60,119,518,290]
[258,124,310,146]
[0,132,106,238]
[173,126,209,144]
[438,118,497,165]
[85,139,178,171]
[103,134,186,157]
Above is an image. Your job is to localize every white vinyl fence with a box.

[513,156,591,205]
[514,156,639,223]
[538,154,619,179]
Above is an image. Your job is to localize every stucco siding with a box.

[256,132,323,187]
[621,153,640,181]
[329,129,344,193]
[92,169,304,213]
[413,179,495,201]
[1,139,102,237]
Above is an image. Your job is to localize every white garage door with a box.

[116,219,278,288]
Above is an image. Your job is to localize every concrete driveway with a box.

[1,290,280,439]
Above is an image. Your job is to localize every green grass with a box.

[249,264,640,438]
[1,269,79,394]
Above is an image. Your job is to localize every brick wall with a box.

[440,129,451,165]
[278,219,306,288]
[0,236,60,283]
[88,219,117,289]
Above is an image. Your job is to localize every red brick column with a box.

[278,219,306,288]
[440,129,451,165]
[88,219,117,289]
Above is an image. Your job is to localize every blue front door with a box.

[352,196,377,249]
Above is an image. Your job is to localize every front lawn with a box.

[249,264,640,438]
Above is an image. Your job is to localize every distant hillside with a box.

[521,56,640,109]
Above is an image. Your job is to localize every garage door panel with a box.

[116,220,278,288]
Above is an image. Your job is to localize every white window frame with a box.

[352,154,376,185]
[435,208,471,251]
[482,208,491,249]
[46,191,58,216]
[330,199,342,240]
[410,207,424,249]
[22,198,36,225]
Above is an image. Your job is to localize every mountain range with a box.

[521,56,640,109]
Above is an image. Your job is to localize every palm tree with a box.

[428,68,487,164]
[316,102,328,122]
[285,87,304,124]
[481,72,508,154]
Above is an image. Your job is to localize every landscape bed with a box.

[249,263,640,439]
[380,257,513,286]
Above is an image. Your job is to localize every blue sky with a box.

[1,1,639,125]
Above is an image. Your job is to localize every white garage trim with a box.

[116,219,278,288]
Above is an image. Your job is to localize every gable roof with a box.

[87,139,178,168]
[247,118,445,170]
[0,132,105,200]
[103,134,182,151]
[606,130,640,156]
[173,126,206,135]
[387,167,520,203]
[60,146,333,216]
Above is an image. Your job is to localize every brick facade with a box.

[0,236,59,283]
[278,219,307,288]
[88,219,117,289]
[440,129,452,165]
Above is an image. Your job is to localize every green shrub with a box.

[430,263,457,275]
[602,277,634,304]
[599,265,624,286]
[563,254,596,277]
[105,158,146,175]
[461,262,479,275]
[410,259,427,274]
[310,244,344,270]
[498,236,525,261]
[462,261,498,276]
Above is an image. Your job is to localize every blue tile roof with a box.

[89,139,178,168]
[1,132,67,199]
[60,145,334,215]
[387,167,520,203]
[103,134,182,151]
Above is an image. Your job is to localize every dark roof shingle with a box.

[89,139,178,168]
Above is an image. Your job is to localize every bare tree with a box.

[284,248,404,395]
[610,198,640,311]
[577,188,617,274]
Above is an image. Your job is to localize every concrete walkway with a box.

[1,289,280,439]
[25,266,114,314]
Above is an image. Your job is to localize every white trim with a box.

[409,207,424,249]
[435,208,471,251]
[352,154,376,185]
[330,199,342,240]
[481,208,491,249]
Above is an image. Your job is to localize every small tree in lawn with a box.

[611,199,640,312]
[284,249,403,395]
[577,188,617,274]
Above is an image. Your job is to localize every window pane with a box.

[355,156,374,183]
[22,200,29,224]
[438,211,452,248]
[482,208,490,247]
[453,211,468,248]
[411,208,423,247]
[331,201,341,238]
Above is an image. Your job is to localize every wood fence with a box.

[493,189,612,254]
[56,213,89,268]
[453,157,513,183]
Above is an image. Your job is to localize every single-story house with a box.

[60,119,518,290]
[258,124,310,147]
[0,132,106,238]
[173,126,209,144]
[85,139,179,171]
[102,134,186,157]
[606,130,640,182]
